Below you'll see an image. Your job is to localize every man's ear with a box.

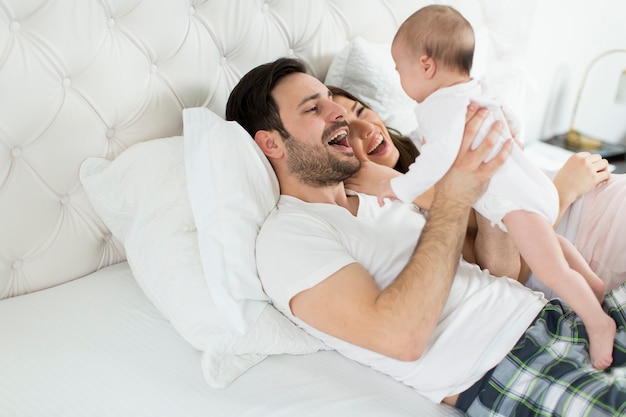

[254,130,284,159]
[419,55,436,79]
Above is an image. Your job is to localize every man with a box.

[225,58,626,416]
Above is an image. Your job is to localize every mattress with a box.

[0,262,461,417]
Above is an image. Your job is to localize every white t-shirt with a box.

[391,79,559,230]
[256,193,547,403]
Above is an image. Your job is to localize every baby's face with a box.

[391,38,435,103]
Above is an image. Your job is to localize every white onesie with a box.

[391,79,558,230]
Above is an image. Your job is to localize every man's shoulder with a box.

[258,196,327,237]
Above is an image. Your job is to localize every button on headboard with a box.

[0,0,530,298]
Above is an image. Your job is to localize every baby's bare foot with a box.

[588,314,616,371]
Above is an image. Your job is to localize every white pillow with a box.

[183,107,275,333]
[80,124,327,388]
[324,36,418,135]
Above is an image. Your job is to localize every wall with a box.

[522,0,626,145]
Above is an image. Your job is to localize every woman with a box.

[329,85,625,292]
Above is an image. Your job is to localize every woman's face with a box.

[332,95,400,169]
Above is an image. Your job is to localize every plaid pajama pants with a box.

[464,283,626,417]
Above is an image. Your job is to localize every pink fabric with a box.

[575,173,626,292]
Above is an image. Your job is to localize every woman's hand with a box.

[552,152,611,220]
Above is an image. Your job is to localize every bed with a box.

[0,1,538,416]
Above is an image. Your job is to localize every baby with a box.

[380,5,615,370]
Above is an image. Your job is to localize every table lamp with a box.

[546,48,626,159]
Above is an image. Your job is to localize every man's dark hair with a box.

[225,57,306,139]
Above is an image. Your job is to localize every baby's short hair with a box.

[395,5,474,75]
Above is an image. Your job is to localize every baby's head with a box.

[392,5,474,102]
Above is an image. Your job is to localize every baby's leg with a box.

[557,235,605,302]
[503,210,616,370]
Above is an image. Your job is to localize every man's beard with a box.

[283,128,360,188]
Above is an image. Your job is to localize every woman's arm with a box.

[344,162,435,209]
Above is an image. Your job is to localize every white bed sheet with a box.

[0,262,461,417]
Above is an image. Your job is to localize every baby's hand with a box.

[377,180,398,207]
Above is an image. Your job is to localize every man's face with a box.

[271,72,360,187]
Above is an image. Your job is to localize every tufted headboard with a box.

[0,0,535,298]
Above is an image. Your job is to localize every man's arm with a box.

[291,108,512,361]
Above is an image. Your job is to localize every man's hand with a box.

[437,103,513,208]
